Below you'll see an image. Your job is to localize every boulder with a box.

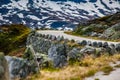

[102,23,120,40]
[80,46,105,57]
[91,32,98,37]
[92,42,98,47]
[67,48,82,61]
[87,41,92,46]
[48,44,67,67]
[105,46,115,55]
[0,53,9,80]
[116,43,120,52]
[98,42,103,47]
[35,53,51,68]
[80,40,87,46]
[80,46,96,55]
[103,42,109,48]
[5,56,39,79]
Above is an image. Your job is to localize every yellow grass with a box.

[27,54,120,80]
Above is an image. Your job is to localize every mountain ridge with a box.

[0,0,120,29]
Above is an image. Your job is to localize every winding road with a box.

[37,30,120,45]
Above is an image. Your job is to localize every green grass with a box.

[0,24,31,55]
[85,69,97,77]
[70,77,82,80]
[114,64,120,68]
[101,66,114,75]
[94,78,99,80]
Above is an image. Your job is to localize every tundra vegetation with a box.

[0,24,31,56]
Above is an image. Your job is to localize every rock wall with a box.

[26,31,120,68]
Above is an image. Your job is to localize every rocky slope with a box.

[0,0,120,29]
[74,12,120,40]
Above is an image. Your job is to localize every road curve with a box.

[37,30,120,45]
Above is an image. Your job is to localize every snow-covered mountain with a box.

[0,0,120,29]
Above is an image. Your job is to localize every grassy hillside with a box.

[0,24,31,55]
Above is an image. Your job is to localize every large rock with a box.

[98,42,103,47]
[116,43,120,52]
[80,40,87,46]
[5,56,39,80]
[80,46,105,57]
[102,23,120,40]
[103,42,109,48]
[92,41,98,47]
[48,43,67,67]
[0,53,9,80]
[80,46,96,55]
[67,48,83,61]
[35,53,51,68]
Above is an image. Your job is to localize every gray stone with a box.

[103,42,109,48]
[92,42,98,47]
[116,43,120,52]
[80,46,96,55]
[105,46,115,55]
[102,23,120,40]
[80,40,87,46]
[110,43,115,48]
[51,35,56,41]
[6,56,39,79]
[48,44,67,67]
[67,48,82,61]
[87,41,92,46]
[98,42,103,47]
[91,32,98,37]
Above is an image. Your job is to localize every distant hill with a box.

[74,12,120,41]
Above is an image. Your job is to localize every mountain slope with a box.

[74,12,120,41]
[0,0,120,29]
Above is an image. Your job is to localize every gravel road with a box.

[37,30,120,45]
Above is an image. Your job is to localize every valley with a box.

[0,0,120,80]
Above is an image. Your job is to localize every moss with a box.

[101,66,114,75]
[114,64,120,68]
